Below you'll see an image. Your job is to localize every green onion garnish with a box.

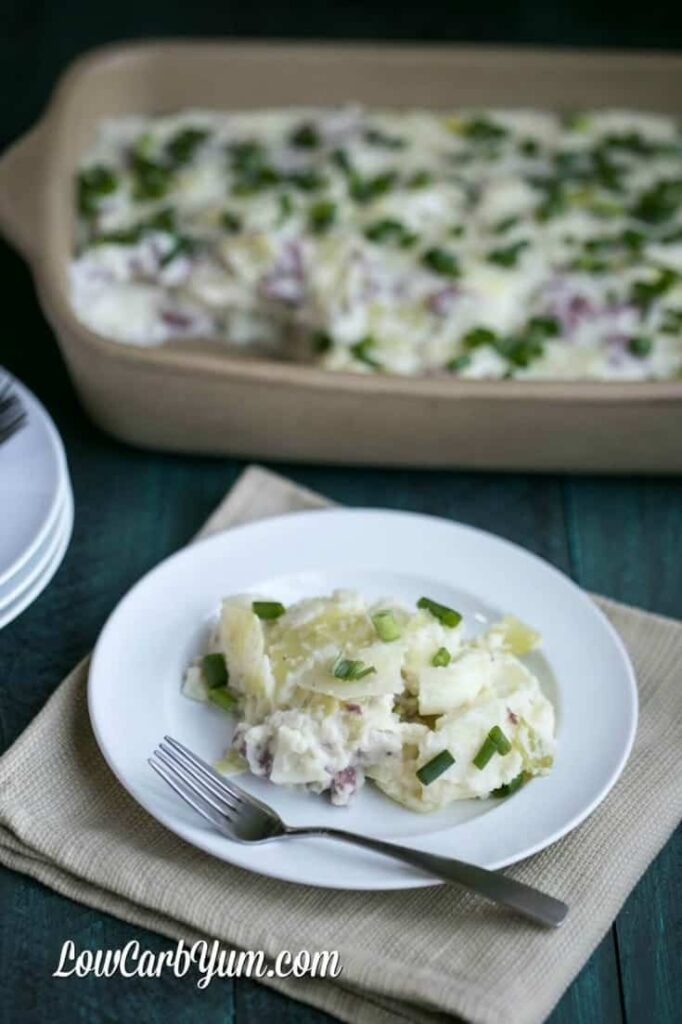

[312,331,333,354]
[332,657,376,681]
[491,771,530,798]
[446,354,472,374]
[371,610,402,642]
[289,122,320,148]
[421,248,460,278]
[202,652,229,689]
[252,600,286,620]
[460,117,508,143]
[489,725,512,755]
[407,170,433,189]
[527,315,560,338]
[288,169,326,192]
[308,200,337,234]
[417,597,462,628]
[221,210,242,233]
[364,219,417,247]
[487,240,529,268]
[417,750,455,786]
[364,127,406,150]
[462,326,498,351]
[473,726,512,770]
[472,735,497,770]
[208,688,237,713]
[349,171,397,203]
[350,336,382,369]
[431,647,451,667]
[77,165,118,216]
[166,127,209,168]
[131,154,172,201]
[627,336,653,358]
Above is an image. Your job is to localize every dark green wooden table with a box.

[1,9,681,1022]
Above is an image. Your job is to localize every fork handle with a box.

[287,826,567,928]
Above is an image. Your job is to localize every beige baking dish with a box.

[1,40,681,472]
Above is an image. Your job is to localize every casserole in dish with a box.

[1,41,681,470]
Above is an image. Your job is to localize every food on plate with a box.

[72,106,682,380]
[182,590,555,811]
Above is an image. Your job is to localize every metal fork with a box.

[0,379,27,446]
[150,737,568,927]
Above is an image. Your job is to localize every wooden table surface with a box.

[1,13,681,1023]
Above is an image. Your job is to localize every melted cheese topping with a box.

[73,108,682,379]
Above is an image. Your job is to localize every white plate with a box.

[0,373,69,587]
[0,482,74,631]
[0,481,70,610]
[89,509,638,890]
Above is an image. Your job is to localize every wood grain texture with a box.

[1,6,681,1021]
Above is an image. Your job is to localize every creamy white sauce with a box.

[73,108,682,379]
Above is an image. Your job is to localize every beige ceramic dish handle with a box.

[0,122,49,264]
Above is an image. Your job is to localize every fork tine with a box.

[154,747,239,821]
[157,742,240,814]
[148,757,233,837]
[163,735,247,804]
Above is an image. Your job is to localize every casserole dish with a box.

[1,40,681,471]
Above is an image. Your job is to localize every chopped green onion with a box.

[527,315,560,338]
[277,193,294,223]
[288,169,326,192]
[252,600,286,620]
[462,326,498,350]
[364,219,417,247]
[460,117,508,143]
[312,331,333,354]
[431,647,451,667]
[661,308,682,334]
[487,240,529,268]
[417,597,462,628]
[489,725,512,755]
[350,336,382,369]
[221,210,242,233]
[131,154,172,201]
[501,336,545,369]
[159,235,195,267]
[371,610,402,642]
[472,736,497,770]
[308,199,337,234]
[77,165,118,216]
[491,771,531,798]
[202,652,229,689]
[289,122,320,148]
[208,688,237,712]
[627,336,653,358]
[349,170,397,203]
[446,354,472,374]
[494,216,520,234]
[407,170,433,189]
[632,179,682,224]
[332,657,376,681]
[473,726,512,769]
[166,127,209,168]
[417,750,455,786]
[364,127,406,150]
[331,148,352,174]
[519,138,539,157]
[630,268,678,310]
[421,248,460,278]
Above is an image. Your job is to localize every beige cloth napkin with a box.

[1,466,680,1024]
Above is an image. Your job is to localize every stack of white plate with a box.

[0,373,73,630]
